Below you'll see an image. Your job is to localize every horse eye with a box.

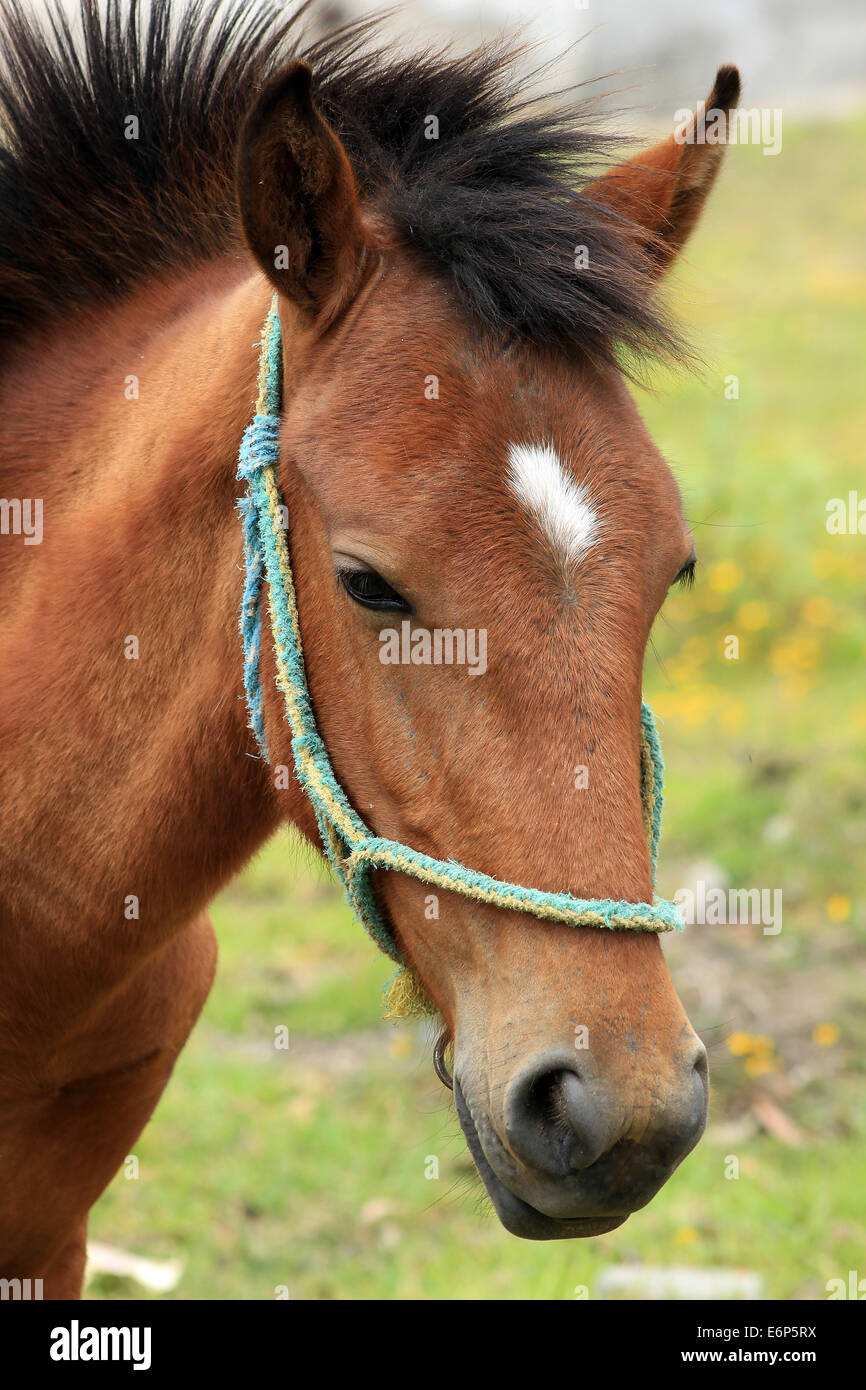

[673,558,697,589]
[338,566,412,613]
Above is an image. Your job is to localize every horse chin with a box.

[454,1081,629,1241]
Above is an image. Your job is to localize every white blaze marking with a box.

[507,441,603,566]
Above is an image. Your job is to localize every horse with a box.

[0,0,739,1297]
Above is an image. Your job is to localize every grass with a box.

[88,115,866,1300]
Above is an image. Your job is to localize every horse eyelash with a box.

[675,560,697,589]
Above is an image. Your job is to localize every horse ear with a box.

[236,61,368,326]
[584,65,741,276]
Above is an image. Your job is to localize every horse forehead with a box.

[506,440,604,567]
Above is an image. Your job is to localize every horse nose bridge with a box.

[395,701,651,884]
[461,766,654,910]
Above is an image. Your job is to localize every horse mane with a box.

[0,0,681,363]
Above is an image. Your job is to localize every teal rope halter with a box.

[237,296,683,1017]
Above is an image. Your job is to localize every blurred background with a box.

[86,0,865,1299]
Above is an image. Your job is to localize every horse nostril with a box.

[504,1044,710,1187]
[654,1041,710,1167]
[690,1038,710,1111]
[505,1065,610,1178]
[692,1039,710,1110]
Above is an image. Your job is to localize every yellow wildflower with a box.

[812,1022,840,1047]
[707,559,743,595]
[826,894,851,923]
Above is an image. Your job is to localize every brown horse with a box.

[0,0,739,1296]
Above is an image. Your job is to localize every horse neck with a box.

[0,263,312,938]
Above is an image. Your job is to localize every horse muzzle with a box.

[453,1040,708,1239]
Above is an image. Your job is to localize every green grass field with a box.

[88,115,866,1301]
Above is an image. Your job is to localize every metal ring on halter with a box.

[433,1030,453,1090]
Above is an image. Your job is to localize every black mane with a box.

[0,0,679,362]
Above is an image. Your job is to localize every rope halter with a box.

[237,296,683,1019]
